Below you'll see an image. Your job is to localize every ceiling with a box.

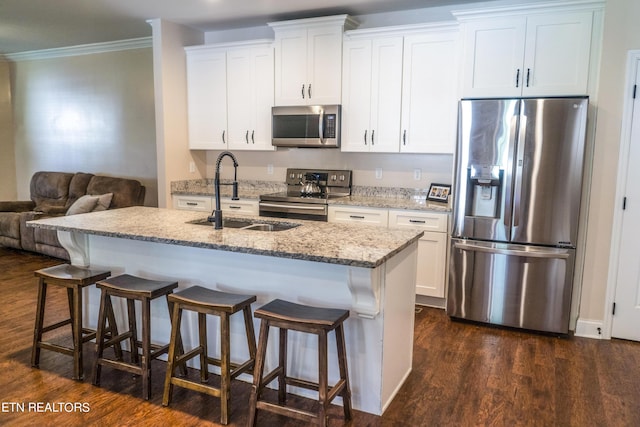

[0,0,485,55]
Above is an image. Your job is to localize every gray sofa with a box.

[0,171,145,260]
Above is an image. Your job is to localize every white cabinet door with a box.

[389,210,449,298]
[227,46,274,151]
[173,195,213,212]
[185,48,228,149]
[273,23,345,106]
[369,37,404,152]
[521,11,593,96]
[416,232,447,298]
[341,39,373,152]
[273,28,308,106]
[461,11,595,98]
[306,26,344,105]
[341,36,403,153]
[220,198,259,215]
[400,32,459,154]
[461,17,527,98]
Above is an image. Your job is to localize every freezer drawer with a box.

[447,239,575,334]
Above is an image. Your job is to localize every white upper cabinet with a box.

[341,36,404,152]
[269,15,357,106]
[341,24,459,154]
[226,45,275,151]
[457,5,600,98]
[185,41,274,151]
[185,48,228,150]
[400,30,459,154]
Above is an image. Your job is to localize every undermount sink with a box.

[187,217,300,232]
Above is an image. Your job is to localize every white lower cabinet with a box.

[327,205,389,226]
[220,199,259,215]
[388,210,449,298]
[173,195,213,212]
[173,195,258,215]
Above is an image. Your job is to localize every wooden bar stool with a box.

[31,264,116,380]
[162,285,257,425]
[248,299,352,427]
[92,274,180,400]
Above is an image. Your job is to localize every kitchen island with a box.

[28,207,423,415]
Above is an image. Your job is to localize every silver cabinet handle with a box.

[364,130,368,145]
[409,219,426,224]
[403,129,407,145]
[526,68,531,87]
[245,130,249,144]
[227,205,242,209]
[371,129,375,145]
[222,130,226,144]
[349,215,365,219]
[251,130,255,144]
[186,202,198,206]
[516,69,520,88]
[301,84,305,99]
[308,83,312,98]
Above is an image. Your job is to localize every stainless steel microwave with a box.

[272,105,341,148]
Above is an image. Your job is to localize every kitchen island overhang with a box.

[28,207,423,415]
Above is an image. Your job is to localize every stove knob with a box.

[289,173,296,179]
[331,174,337,181]
[339,175,345,181]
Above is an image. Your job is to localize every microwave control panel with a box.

[324,115,336,138]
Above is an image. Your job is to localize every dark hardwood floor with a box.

[1,247,639,426]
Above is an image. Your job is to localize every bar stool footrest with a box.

[41,318,72,333]
[37,342,74,357]
[170,377,222,398]
[255,400,318,424]
[204,356,254,380]
[96,358,143,376]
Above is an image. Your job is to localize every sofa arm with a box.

[0,201,35,212]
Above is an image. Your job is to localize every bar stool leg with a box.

[278,327,287,404]
[166,296,187,377]
[318,331,329,427]
[141,298,151,400]
[242,306,257,361]
[92,289,109,385]
[126,299,139,365]
[31,279,47,368]
[219,313,231,424]
[198,313,208,383]
[162,302,182,406]
[336,324,352,420]
[248,320,270,427]
[71,285,84,380]
[105,300,123,361]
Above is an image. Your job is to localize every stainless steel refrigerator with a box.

[447,97,588,334]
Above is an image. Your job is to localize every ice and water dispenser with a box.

[466,165,502,218]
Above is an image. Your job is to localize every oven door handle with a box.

[260,202,326,211]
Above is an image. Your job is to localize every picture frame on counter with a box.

[427,183,451,203]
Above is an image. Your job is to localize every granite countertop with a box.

[171,179,452,213]
[27,207,423,268]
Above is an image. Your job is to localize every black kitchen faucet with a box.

[208,151,239,229]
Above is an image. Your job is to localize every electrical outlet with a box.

[375,168,383,180]
[267,164,274,175]
[189,161,196,173]
[413,168,421,181]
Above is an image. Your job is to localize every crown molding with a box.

[4,37,152,62]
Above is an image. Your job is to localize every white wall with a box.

[11,48,158,205]
[0,58,16,200]
[580,0,640,323]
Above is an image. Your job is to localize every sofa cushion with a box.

[0,212,21,242]
[86,176,145,208]
[30,171,75,213]
[66,193,113,215]
[66,172,94,209]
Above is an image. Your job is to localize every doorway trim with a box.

[604,49,640,339]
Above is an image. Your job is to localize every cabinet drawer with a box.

[173,195,213,212]
[388,210,448,232]
[328,206,388,226]
[220,199,259,215]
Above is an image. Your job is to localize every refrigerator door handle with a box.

[453,241,571,259]
[503,114,519,228]
[512,114,527,228]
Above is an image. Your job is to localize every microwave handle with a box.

[318,109,324,143]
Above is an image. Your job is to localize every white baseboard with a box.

[574,318,605,339]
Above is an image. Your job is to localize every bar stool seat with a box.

[92,274,180,400]
[248,299,352,427]
[162,285,257,425]
[31,264,114,380]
